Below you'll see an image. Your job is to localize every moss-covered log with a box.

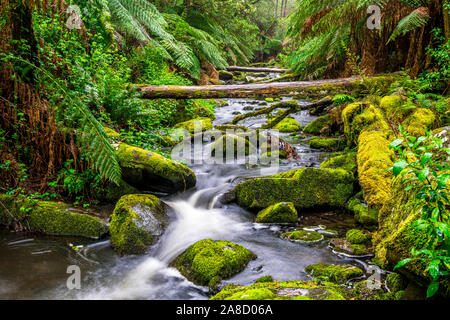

[138,77,361,99]
[226,66,288,73]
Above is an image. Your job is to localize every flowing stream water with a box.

[0,95,370,300]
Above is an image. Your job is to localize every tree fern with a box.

[5,55,122,185]
[388,7,430,43]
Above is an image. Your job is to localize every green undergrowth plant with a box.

[389,126,450,298]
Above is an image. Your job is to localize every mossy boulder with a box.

[309,137,345,151]
[347,198,378,226]
[352,280,399,300]
[303,114,331,135]
[0,194,108,239]
[346,229,372,244]
[357,130,394,209]
[170,239,256,290]
[402,108,436,137]
[174,117,213,134]
[330,238,372,257]
[260,150,288,162]
[211,280,347,300]
[109,194,168,255]
[282,230,324,243]
[99,179,139,202]
[235,168,354,210]
[256,202,297,223]
[115,143,196,194]
[271,117,301,132]
[305,263,364,284]
[379,95,408,121]
[211,134,256,158]
[320,152,357,175]
[255,275,273,283]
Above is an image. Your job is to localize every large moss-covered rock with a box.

[170,239,256,290]
[347,197,378,226]
[320,152,357,175]
[174,117,213,134]
[115,143,196,194]
[235,168,354,210]
[303,114,331,135]
[0,194,108,239]
[109,194,168,255]
[271,117,301,132]
[256,202,297,223]
[99,179,139,202]
[211,280,348,300]
[357,130,394,209]
[305,263,364,284]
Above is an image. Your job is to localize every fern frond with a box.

[388,7,430,43]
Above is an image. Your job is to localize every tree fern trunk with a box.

[443,0,450,41]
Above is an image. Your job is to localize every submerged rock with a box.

[305,263,364,284]
[256,202,297,223]
[235,168,354,210]
[115,143,196,194]
[109,194,168,255]
[170,239,256,290]
[0,195,108,239]
[211,280,347,300]
[281,230,324,243]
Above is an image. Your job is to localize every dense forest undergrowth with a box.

[0,0,449,301]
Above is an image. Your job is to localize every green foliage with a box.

[388,8,430,43]
[389,126,450,298]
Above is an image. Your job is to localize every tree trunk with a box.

[443,0,450,41]
[138,77,361,99]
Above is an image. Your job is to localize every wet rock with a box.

[256,202,297,224]
[281,230,324,244]
[211,280,348,300]
[330,238,372,257]
[386,272,408,293]
[235,168,354,210]
[211,134,256,158]
[271,117,301,133]
[115,143,196,194]
[170,239,256,291]
[0,194,108,239]
[309,137,345,151]
[109,194,168,255]
[303,114,331,135]
[305,263,364,284]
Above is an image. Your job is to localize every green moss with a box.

[342,102,389,146]
[402,108,436,137]
[379,95,409,121]
[0,195,108,239]
[211,134,256,158]
[305,263,364,284]
[386,273,408,293]
[104,127,120,138]
[109,194,168,255]
[330,238,372,257]
[265,98,274,102]
[115,143,196,193]
[174,117,213,134]
[100,179,139,202]
[309,137,345,151]
[303,114,331,135]
[271,117,301,132]
[255,275,273,283]
[170,239,256,290]
[347,198,378,226]
[211,280,347,300]
[352,280,397,300]
[260,150,287,162]
[346,229,372,244]
[256,202,297,223]
[320,152,357,174]
[282,230,324,243]
[235,168,354,210]
[357,130,394,209]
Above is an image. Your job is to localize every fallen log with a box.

[226,66,287,73]
[138,77,361,99]
[231,101,299,125]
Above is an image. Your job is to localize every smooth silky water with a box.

[0,97,366,300]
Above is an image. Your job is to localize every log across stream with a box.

[138,77,361,99]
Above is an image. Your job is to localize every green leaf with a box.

[390,138,404,148]
[426,282,439,298]
[428,259,440,279]
[393,160,408,177]
[394,258,412,270]
[420,153,433,165]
